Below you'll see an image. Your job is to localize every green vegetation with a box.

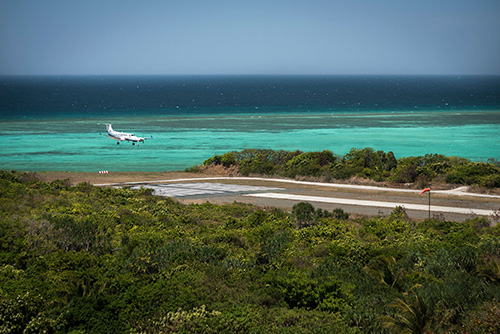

[196,148,500,188]
[1,170,500,333]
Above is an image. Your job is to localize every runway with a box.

[122,179,500,222]
[244,192,496,216]
[103,176,500,199]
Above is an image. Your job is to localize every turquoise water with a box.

[1,109,499,172]
[1,76,499,172]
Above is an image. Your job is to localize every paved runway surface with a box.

[245,192,495,216]
[131,182,281,198]
[115,178,500,222]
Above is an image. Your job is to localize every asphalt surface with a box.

[116,177,500,223]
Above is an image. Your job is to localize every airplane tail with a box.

[105,124,113,133]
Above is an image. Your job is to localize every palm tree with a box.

[476,256,500,283]
[380,292,432,334]
[363,255,403,288]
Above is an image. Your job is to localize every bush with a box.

[2,169,500,333]
[481,174,500,188]
[194,149,500,188]
[265,271,353,312]
[458,300,500,334]
[284,150,335,178]
[239,157,276,176]
[0,293,65,333]
[446,162,500,186]
[333,208,349,220]
[292,202,316,229]
[393,165,418,183]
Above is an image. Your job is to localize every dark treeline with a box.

[1,170,500,333]
[193,148,500,188]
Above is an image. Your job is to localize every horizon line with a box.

[2,73,500,77]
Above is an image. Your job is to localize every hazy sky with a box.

[1,0,500,75]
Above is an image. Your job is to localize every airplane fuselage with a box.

[105,124,148,144]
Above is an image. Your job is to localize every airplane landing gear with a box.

[117,142,120,145]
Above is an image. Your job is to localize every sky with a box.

[1,0,500,75]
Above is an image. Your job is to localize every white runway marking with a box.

[245,193,495,216]
[131,182,281,198]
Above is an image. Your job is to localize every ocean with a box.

[1,75,499,172]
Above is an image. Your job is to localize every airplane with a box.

[101,124,152,146]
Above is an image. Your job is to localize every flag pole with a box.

[419,188,431,220]
[428,190,431,220]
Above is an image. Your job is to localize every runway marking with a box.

[130,182,281,198]
[245,193,495,216]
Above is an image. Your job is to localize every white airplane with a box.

[101,124,152,145]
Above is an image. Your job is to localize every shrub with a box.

[389,206,409,221]
[392,164,418,183]
[292,202,316,229]
[194,148,500,188]
[458,300,500,334]
[284,150,335,178]
[239,157,276,176]
[481,174,500,188]
[446,162,500,186]
[265,271,354,313]
[2,166,500,333]
[203,155,222,166]
[333,208,349,220]
[0,293,65,333]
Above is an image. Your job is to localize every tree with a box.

[380,292,433,334]
[292,202,316,229]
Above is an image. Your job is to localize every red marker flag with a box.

[419,188,431,195]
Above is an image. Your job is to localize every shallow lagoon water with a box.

[1,109,499,172]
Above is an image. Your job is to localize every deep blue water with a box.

[2,75,500,117]
[1,75,499,172]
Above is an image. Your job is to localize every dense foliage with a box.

[1,170,500,333]
[197,148,500,188]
